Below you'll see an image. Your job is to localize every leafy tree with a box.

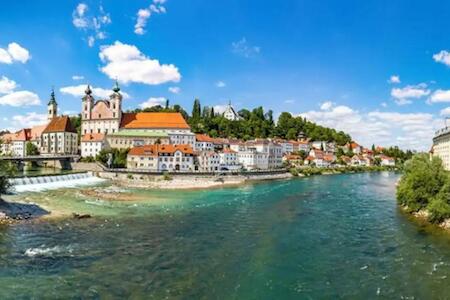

[165,99,169,109]
[96,148,130,168]
[192,98,201,119]
[26,142,39,156]
[0,161,16,198]
[397,154,447,212]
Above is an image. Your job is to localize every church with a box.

[80,82,195,158]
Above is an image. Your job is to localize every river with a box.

[1,172,450,299]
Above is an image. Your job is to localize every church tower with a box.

[109,80,122,121]
[47,88,58,121]
[82,85,94,121]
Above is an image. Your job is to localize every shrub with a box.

[396,154,447,212]
[163,172,172,181]
[289,168,299,176]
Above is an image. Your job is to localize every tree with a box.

[397,154,447,212]
[0,161,16,198]
[165,99,169,109]
[26,142,39,156]
[192,98,201,119]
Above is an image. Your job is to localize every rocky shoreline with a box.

[401,205,450,231]
[0,198,50,225]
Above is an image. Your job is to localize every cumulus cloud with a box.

[168,86,180,94]
[440,107,450,116]
[433,50,450,67]
[320,101,334,110]
[59,84,130,99]
[388,75,400,84]
[0,76,17,94]
[232,37,261,58]
[11,112,47,129]
[72,3,111,47]
[391,83,430,105]
[428,89,450,104]
[0,91,41,107]
[99,41,181,85]
[0,42,30,64]
[139,97,166,109]
[72,75,84,80]
[300,102,438,151]
[213,105,228,114]
[134,0,167,35]
[215,81,226,88]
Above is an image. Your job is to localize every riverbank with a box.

[97,171,293,190]
[0,198,50,224]
[289,165,398,177]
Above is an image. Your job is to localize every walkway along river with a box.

[0,172,450,298]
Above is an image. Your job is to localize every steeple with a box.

[85,84,92,95]
[112,79,120,93]
[47,88,58,121]
[48,88,57,106]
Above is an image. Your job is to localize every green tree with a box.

[397,154,447,212]
[26,142,39,156]
[192,98,201,119]
[0,161,16,198]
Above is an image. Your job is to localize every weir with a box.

[9,173,106,193]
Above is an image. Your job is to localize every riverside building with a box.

[433,126,450,170]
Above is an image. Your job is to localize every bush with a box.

[163,172,172,181]
[127,174,133,180]
[289,168,299,176]
[396,154,447,212]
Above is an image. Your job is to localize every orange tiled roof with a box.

[222,148,236,154]
[30,124,47,140]
[120,112,190,130]
[81,133,105,142]
[195,134,214,142]
[129,144,194,156]
[43,116,77,133]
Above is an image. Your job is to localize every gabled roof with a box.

[30,124,47,140]
[120,112,190,130]
[43,116,77,134]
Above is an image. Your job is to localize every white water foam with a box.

[24,245,74,257]
[10,173,106,193]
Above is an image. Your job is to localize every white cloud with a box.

[168,86,180,94]
[139,97,166,109]
[72,3,111,47]
[0,48,12,64]
[215,81,226,88]
[72,75,84,81]
[60,84,130,99]
[0,42,30,64]
[134,0,167,35]
[391,83,430,105]
[0,76,17,94]
[381,102,388,108]
[232,37,261,58]
[0,91,41,107]
[284,99,295,104]
[300,102,438,151]
[388,75,400,84]
[320,101,334,110]
[11,112,47,129]
[440,107,450,116]
[99,41,181,85]
[433,50,450,67]
[428,89,450,104]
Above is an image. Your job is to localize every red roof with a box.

[120,112,190,129]
[222,148,236,154]
[81,133,105,142]
[43,116,76,133]
[195,134,214,142]
[129,144,194,156]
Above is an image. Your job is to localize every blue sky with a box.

[1,0,450,150]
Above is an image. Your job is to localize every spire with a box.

[85,84,92,95]
[228,100,231,106]
[112,79,120,93]
[48,87,57,106]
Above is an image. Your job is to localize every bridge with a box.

[0,155,81,170]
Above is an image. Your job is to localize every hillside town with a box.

[0,83,397,172]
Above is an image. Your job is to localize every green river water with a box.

[1,172,450,299]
